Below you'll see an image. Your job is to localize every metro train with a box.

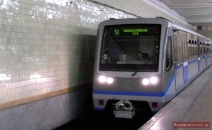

[92,17,212,119]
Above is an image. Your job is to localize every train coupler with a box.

[113,100,135,119]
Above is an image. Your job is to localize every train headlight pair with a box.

[142,76,158,86]
[98,75,114,84]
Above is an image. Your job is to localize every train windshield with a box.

[100,24,161,72]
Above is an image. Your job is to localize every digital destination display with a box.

[114,29,148,36]
[106,25,161,36]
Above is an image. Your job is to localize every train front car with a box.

[92,18,175,119]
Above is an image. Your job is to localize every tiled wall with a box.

[0,0,135,105]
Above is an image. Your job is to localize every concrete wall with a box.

[0,0,191,130]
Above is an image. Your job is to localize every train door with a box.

[173,30,184,94]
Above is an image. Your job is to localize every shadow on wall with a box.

[66,30,97,118]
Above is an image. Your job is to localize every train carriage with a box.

[92,17,212,119]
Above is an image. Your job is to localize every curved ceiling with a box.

[160,0,212,26]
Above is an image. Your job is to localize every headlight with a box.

[98,75,106,83]
[150,76,158,84]
[98,75,114,84]
[142,76,159,86]
[142,78,150,85]
[106,77,114,84]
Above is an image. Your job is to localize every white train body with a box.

[92,18,212,118]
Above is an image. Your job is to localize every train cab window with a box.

[166,36,173,71]
[99,24,161,72]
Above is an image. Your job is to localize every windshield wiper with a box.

[131,58,151,76]
[131,70,139,76]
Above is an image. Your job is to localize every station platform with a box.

[138,66,212,130]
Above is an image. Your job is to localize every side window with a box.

[188,40,191,59]
[194,41,197,57]
[203,42,205,54]
[173,31,178,63]
[200,42,202,56]
[166,36,173,71]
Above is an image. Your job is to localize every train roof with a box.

[153,17,210,42]
[172,23,210,41]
